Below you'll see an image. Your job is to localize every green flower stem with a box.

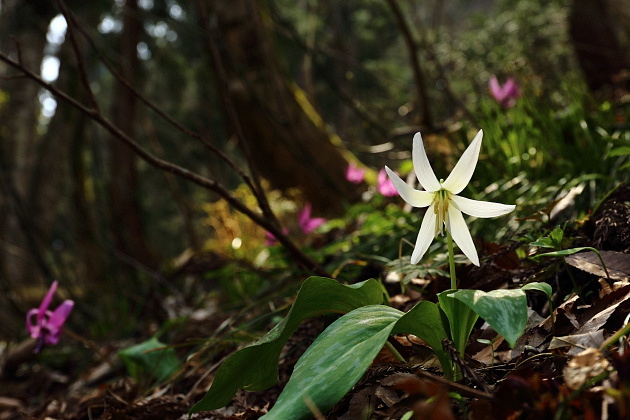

[447,230,457,290]
[600,319,630,351]
[385,340,407,363]
[583,247,611,280]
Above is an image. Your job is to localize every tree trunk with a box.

[203,0,360,214]
[108,0,156,267]
[0,0,57,333]
[569,0,630,90]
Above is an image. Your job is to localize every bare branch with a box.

[55,0,100,111]
[61,2,260,198]
[0,50,327,276]
[11,36,23,65]
[385,0,433,129]
[194,0,281,231]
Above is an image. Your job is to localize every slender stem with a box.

[586,247,611,280]
[600,315,630,351]
[548,296,556,335]
[562,259,579,293]
[385,341,407,363]
[447,230,457,290]
[0,51,327,276]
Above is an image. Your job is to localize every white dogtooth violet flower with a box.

[385,129,515,266]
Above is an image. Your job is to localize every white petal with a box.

[447,205,480,266]
[442,129,483,194]
[412,133,441,192]
[450,195,515,218]
[411,208,437,264]
[385,167,434,207]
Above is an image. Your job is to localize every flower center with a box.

[433,188,451,236]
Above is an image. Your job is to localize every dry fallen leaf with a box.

[563,348,610,390]
[565,250,630,281]
[549,330,605,355]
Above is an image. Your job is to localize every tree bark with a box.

[203,0,360,214]
[0,0,59,337]
[108,0,156,267]
[569,0,630,90]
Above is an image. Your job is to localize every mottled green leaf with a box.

[190,277,387,414]
[261,305,402,419]
[450,289,527,347]
[394,300,451,375]
[438,289,479,356]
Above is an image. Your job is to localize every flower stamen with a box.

[433,188,451,236]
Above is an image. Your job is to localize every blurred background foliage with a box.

[0,0,628,345]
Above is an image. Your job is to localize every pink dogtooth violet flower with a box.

[297,203,325,234]
[488,75,520,108]
[264,230,278,246]
[385,130,515,266]
[264,228,289,246]
[26,280,74,352]
[345,163,366,184]
[377,168,398,197]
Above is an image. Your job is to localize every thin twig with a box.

[385,0,432,129]
[55,0,100,111]
[61,2,254,186]
[192,1,326,276]
[0,50,326,275]
[411,366,493,400]
[269,16,391,139]
[194,0,280,230]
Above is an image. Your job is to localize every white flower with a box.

[385,129,515,266]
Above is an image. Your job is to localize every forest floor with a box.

[1,184,629,420]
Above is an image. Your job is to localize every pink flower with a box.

[488,75,520,108]
[26,281,74,352]
[345,163,365,184]
[297,203,325,234]
[264,230,278,246]
[264,228,288,245]
[377,169,398,197]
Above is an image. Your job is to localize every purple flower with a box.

[264,230,278,246]
[377,169,398,197]
[297,203,325,234]
[264,228,288,246]
[26,281,74,352]
[345,163,365,184]
[488,75,520,108]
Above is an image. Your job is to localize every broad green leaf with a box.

[190,277,387,414]
[438,289,479,357]
[450,289,527,347]
[521,282,552,300]
[393,300,451,375]
[118,337,180,383]
[261,305,403,419]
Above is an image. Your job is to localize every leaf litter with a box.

[1,184,629,419]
